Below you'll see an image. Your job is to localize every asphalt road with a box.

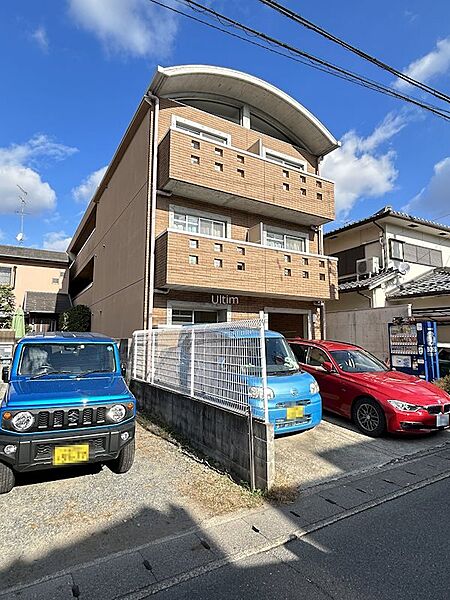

[148,478,450,600]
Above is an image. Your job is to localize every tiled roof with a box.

[387,268,450,299]
[23,292,72,314]
[325,206,450,237]
[339,269,399,292]
[0,244,69,264]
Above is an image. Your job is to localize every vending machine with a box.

[388,320,440,381]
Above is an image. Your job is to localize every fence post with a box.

[132,334,137,380]
[190,328,195,396]
[259,311,269,423]
[151,329,155,384]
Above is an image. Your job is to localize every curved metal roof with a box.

[149,65,339,156]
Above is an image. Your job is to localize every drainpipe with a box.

[373,220,387,271]
[143,92,159,331]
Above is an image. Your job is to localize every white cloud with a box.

[321,112,408,219]
[0,135,77,215]
[43,231,72,252]
[403,157,450,218]
[395,37,450,89]
[31,26,49,52]
[68,0,178,58]
[72,165,107,203]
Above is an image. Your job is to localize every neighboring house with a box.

[0,245,71,332]
[68,65,339,340]
[324,206,450,344]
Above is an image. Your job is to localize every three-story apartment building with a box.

[68,65,339,339]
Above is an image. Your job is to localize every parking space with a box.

[275,412,449,492]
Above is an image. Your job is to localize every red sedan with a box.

[288,339,450,437]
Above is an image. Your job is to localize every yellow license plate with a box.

[53,444,89,466]
[286,406,304,419]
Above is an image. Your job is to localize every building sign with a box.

[211,294,239,305]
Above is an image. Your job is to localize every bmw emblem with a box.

[290,388,298,397]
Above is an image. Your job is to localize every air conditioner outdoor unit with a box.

[356,257,380,280]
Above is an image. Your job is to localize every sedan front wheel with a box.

[352,397,386,437]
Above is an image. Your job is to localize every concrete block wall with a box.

[130,379,275,491]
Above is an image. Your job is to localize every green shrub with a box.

[434,375,450,395]
[59,305,91,332]
[0,286,16,329]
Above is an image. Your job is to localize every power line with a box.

[153,0,450,121]
[258,0,450,105]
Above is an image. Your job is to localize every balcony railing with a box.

[157,129,335,226]
[155,230,338,301]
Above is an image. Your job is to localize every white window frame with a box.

[169,204,231,239]
[167,301,231,325]
[263,225,309,253]
[389,238,404,261]
[262,147,307,172]
[172,115,231,146]
[0,265,13,286]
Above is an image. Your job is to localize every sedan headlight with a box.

[248,386,275,400]
[388,400,422,412]
[11,411,35,432]
[107,404,127,423]
[310,381,320,395]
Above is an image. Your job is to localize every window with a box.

[300,175,306,183]
[317,193,323,200]
[264,149,306,171]
[308,347,330,369]
[290,344,309,364]
[284,268,292,276]
[0,267,12,286]
[402,243,443,267]
[319,273,326,281]
[191,140,200,149]
[174,117,229,145]
[319,260,325,268]
[237,155,245,164]
[265,229,308,253]
[171,308,221,325]
[303,257,309,266]
[237,262,246,271]
[172,210,227,238]
[284,255,291,263]
[282,183,290,191]
[214,162,223,172]
[188,255,199,265]
[215,148,223,156]
[283,170,289,178]
[300,188,307,196]
[316,180,322,188]
[237,168,245,178]
[191,155,200,165]
[389,239,404,261]
[214,258,223,268]
[214,243,223,252]
[237,247,245,255]
[52,278,59,284]
[302,271,309,279]
[189,239,199,249]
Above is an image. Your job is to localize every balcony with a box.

[155,230,338,301]
[157,130,335,226]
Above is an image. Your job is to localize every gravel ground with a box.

[0,418,261,589]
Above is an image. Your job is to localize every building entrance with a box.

[268,312,307,338]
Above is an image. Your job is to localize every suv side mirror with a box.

[121,364,127,378]
[322,361,335,373]
[2,367,10,383]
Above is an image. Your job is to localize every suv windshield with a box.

[330,349,388,373]
[19,343,117,377]
[265,337,299,376]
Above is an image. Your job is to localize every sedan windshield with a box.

[19,343,116,377]
[265,337,299,376]
[330,349,388,373]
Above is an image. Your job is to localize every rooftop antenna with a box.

[16,185,28,244]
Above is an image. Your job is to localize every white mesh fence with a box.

[131,319,268,418]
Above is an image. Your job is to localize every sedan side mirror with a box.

[322,361,335,373]
[2,367,10,383]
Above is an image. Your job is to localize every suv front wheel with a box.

[0,462,15,494]
[108,438,135,474]
[352,397,386,437]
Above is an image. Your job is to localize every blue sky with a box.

[1,0,450,250]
